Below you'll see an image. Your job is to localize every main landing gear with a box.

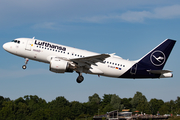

[76,72,84,83]
[22,58,29,69]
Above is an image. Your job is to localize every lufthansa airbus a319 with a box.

[3,38,176,83]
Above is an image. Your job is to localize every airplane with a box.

[3,38,176,83]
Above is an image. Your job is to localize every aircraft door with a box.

[130,63,137,75]
[25,40,33,51]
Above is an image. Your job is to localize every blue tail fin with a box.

[138,39,176,70]
[120,39,176,78]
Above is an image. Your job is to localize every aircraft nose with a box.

[3,43,8,51]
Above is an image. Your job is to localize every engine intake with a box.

[49,58,73,73]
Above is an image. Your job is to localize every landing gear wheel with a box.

[22,58,29,70]
[22,65,27,69]
[76,75,84,83]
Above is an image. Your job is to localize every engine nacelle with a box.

[49,59,73,73]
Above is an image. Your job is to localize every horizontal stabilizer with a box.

[147,70,172,74]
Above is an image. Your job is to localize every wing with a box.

[70,54,110,67]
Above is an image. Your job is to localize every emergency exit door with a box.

[25,40,33,51]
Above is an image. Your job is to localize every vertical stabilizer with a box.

[138,39,176,70]
[121,39,176,78]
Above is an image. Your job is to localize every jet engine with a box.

[49,58,74,73]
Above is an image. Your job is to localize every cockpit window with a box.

[11,40,20,44]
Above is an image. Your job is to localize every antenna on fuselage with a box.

[32,37,35,39]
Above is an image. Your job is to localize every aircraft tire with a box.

[22,65,27,69]
[76,75,84,83]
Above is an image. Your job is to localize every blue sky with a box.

[1,0,180,103]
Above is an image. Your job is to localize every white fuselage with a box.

[3,38,135,78]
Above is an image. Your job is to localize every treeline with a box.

[0,91,180,120]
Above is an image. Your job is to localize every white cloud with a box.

[152,5,180,19]
[80,16,110,23]
[119,11,151,22]
[32,22,57,29]
[1,0,180,27]
[80,4,180,23]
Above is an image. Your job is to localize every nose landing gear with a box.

[22,58,29,69]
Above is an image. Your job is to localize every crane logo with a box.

[150,50,166,66]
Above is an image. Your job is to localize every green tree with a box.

[88,93,101,104]
[102,104,113,113]
[130,91,147,109]
[149,98,164,115]
[175,97,180,114]
[23,95,48,119]
[101,94,113,106]
[30,108,52,120]
[159,103,170,115]
[48,96,70,119]
[110,94,121,110]
[136,99,150,114]
[121,98,132,109]
[14,102,29,120]
[70,101,85,119]
[0,101,15,120]
[101,94,113,113]
[169,100,175,114]
[0,96,10,110]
